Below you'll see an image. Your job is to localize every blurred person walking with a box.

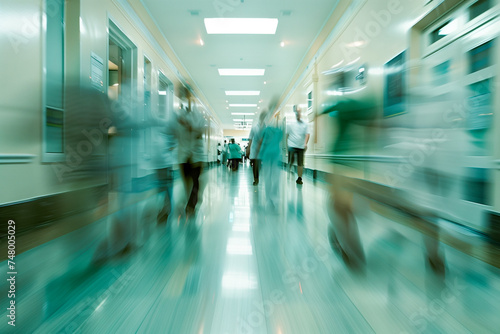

[63,86,141,262]
[222,140,229,167]
[228,138,243,171]
[286,106,310,185]
[248,112,266,185]
[151,119,177,224]
[175,87,206,217]
[217,143,222,164]
[257,111,283,210]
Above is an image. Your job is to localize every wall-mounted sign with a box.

[384,51,406,118]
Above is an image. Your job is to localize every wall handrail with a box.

[0,154,36,164]
[305,153,402,163]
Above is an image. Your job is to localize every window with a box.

[432,60,450,86]
[43,0,65,160]
[469,0,491,21]
[468,40,494,73]
[429,21,451,44]
[467,79,493,131]
[158,72,171,119]
[463,168,490,205]
[307,91,313,114]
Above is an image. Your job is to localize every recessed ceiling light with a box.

[204,18,278,34]
[264,81,267,85]
[280,41,285,47]
[229,104,257,107]
[218,69,265,76]
[231,113,255,115]
[233,119,254,122]
[199,38,204,46]
[225,91,260,96]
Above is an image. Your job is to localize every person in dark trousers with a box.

[286,107,310,185]
[248,112,266,185]
[175,87,206,217]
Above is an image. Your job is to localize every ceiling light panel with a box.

[229,104,257,107]
[204,18,278,34]
[218,69,265,76]
[225,91,260,96]
[231,113,255,115]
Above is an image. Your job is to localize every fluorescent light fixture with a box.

[158,91,167,95]
[218,69,265,76]
[233,119,253,122]
[225,91,260,96]
[229,104,257,107]
[205,18,278,34]
[231,113,255,115]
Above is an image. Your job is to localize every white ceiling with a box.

[140,0,341,129]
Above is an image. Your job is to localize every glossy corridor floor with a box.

[2,164,500,334]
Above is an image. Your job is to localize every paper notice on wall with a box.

[90,52,104,92]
